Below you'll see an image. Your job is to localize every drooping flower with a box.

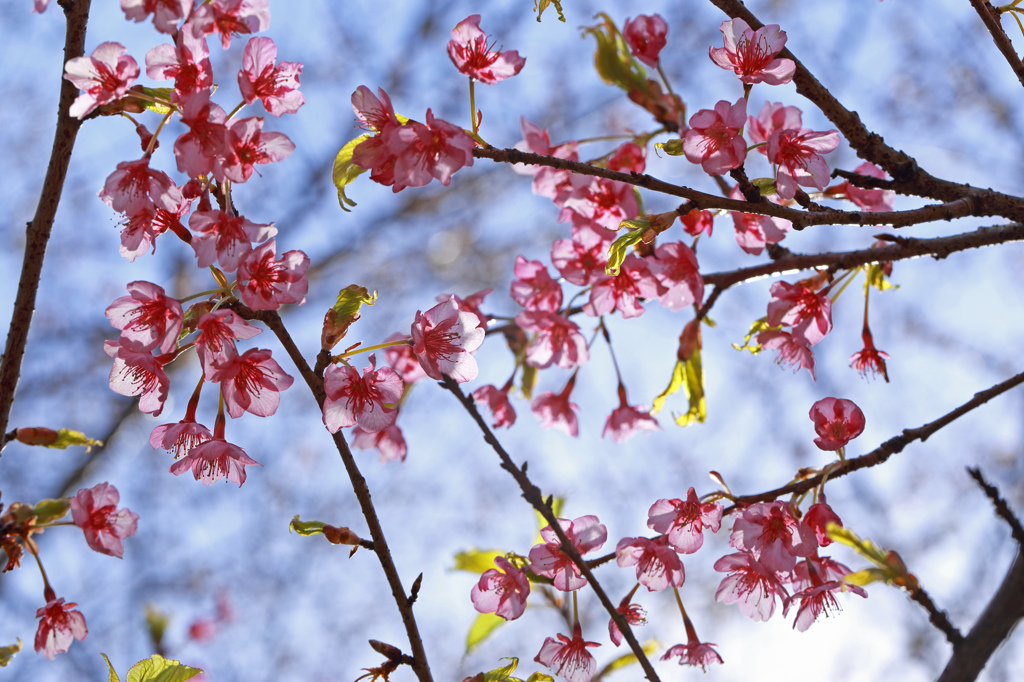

[709,18,795,85]
[767,127,841,200]
[661,639,723,671]
[729,185,791,256]
[189,0,271,49]
[105,281,183,354]
[150,418,213,460]
[351,424,408,464]
[788,556,867,631]
[809,397,866,451]
[169,437,260,486]
[623,14,668,68]
[838,162,895,212]
[615,536,685,592]
[103,340,171,416]
[714,551,789,622]
[194,309,262,380]
[608,600,646,647]
[34,598,87,659]
[472,384,517,429]
[99,157,183,216]
[64,42,140,119]
[531,376,580,437]
[410,296,485,382]
[511,256,563,313]
[120,0,192,34]
[188,209,276,272]
[602,389,660,444]
[238,36,304,116]
[216,347,294,418]
[649,242,704,312]
[516,311,589,370]
[534,624,600,682]
[470,556,530,621]
[447,15,525,84]
[756,328,816,379]
[235,238,309,310]
[647,488,723,554]
[529,515,607,592]
[729,501,817,572]
[850,325,890,382]
[173,90,229,179]
[683,98,748,176]
[69,482,139,559]
[766,279,833,347]
[323,356,403,433]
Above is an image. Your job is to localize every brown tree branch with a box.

[0,0,92,454]
[968,0,1024,88]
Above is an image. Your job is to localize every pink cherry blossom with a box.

[514,118,578,202]
[714,551,789,622]
[238,37,304,116]
[531,377,580,437]
[529,515,607,592]
[169,437,260,486]
[174,90,229,179]
[804,496,843,547]
[472,384,516,429]
[236,238,309,310]
[809,397,866,451]
[189,0,270,49]
[840,161,896,212]
[767,128,841,200]
[756,328,816,379]
[788,556,867,631]
[602,393,660,444]
[105,281,183,354]
[608,600,645,647]
[121,0,192,34]
[383,334,427,384]
[730,501,817,572]
[560,175,639,238]
[516,311,589,370]
[470,556,530,621]
[534,624,599,682]
[70,482,139,559]
[64,42,139,119]
[214,116,295,183]
[683,98,748,176]
[511,256,563,312]
[103,340,171,416]
[584,254,666,319]
[150,418,213,460]
[649,242,704,312]
[767,279,833,347]
[145,30,212,100]
[34,598,87,659]
[615,536,685,591]
[680,208,714,237]
[447,15,525,84]
[189,209,276,272]
[99,157,183,216]
[410,296,485,383]
[606,141,647,174]
[551,234,610,286]
[748,101,802,151]
[323,356,403,432]
[709,18,795,85]
[118,196,191,263]
[647,488,724,554]
[351,424,408,464]
[436,288,492,331]
[33,0,49,13]
[216,347,294,418]
[662,639,723,671]
[730,194,792,256]
[381,110,475,192]
[194,310,261,380]
[849,326,890,382]
[623,14,668,68]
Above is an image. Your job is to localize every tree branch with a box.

[968,0,1024,88]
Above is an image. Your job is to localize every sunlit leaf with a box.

[732,317,772,354]
[651,360,685,416]
[466,612,506,654]
[332,134,371,211]
[524,674,555,682]
[533,0,565,22]
[483,657,518,681]
[0,639,21,668]
[671,346,706,426]
[102,653,121,682]
[520,364,538,400]
[124,654,202,682]
[453,548,503,573]
[33,498,70,524]
[605,221,647,275]
[865,263,897,292]
[289,515,326,536]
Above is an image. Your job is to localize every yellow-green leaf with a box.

[454,548,503,574]
[138,87,174,114]
[524,674,555,682]
[102,653,121,682]
[33,498,70,524]
[582,14,647,92]
[664,346,706,427]
[466,612,506,654]
[605,221,647,275]
[593,640,659,680]
[651,360,685,416]
[865,263,897,292]
[125,654,202,682]
[332,134,371,211]
[289,515,326,536]
[0,639,21,668]
[483,657,519,681]
[843,568,887,586]
[520,364,538,400]
[732,317,773,354]
[533,0,565,22]
[655,139,684,156]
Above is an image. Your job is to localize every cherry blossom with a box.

[551,234,610,286]
[64,42,140,119]
[472,384,516,428]
[70,482,139,559]
[839,162,896,212]
[215,116,295,183]
[729,185,791,256]
[351,424,408,464]
[534,624,600,682]
[623,14,669,68]
[767,127,841,200]
[647,488,724,554]
[747,101,802,151]
[145,30,213,100]
[804,496,843,547]
[99,157,183,216]
[714,551,789,622]
[235,238,309,310]
[194,309,262,379]
[150,418,213,460]
[121,0,192,34]
[649,242,704,312]
[447,15,525,84]
[32,0,49,13]
[383,334,427,384]
[470,556,530,621]
[850,326,890,382]
[662,639,723,671]
[174,90,229,179]
[608,600,645,647]
[103,340,171,416]
[607,141,647,174]
[189,209,276,272]
[560,175,639,239]
[323,356,403,432]
[680,208,714,237]
[730,501,817,572]
[436,288,491,331]
[118,200,190,263]
[410,296,485,383]
[683,98,747,176]
[615,536,685,591]
[788,556,866,631]
[709,18,795,85]
[238,37,304,116]
[510,256,563,312]
[105,281,183,354]
[34,598,87,659]
[531,377,580,437]
[584,254,665,319]
[767,279,833,347]
[809,397,866,451]
[516,311,589,370]
[756,328,816,379]
[602,392,660,444]
[381,110,476,192]
[189,0,271,49]
[216,347,294,418]
[514,118,578,202]
[169,436,260,486]
[529,515,607,591]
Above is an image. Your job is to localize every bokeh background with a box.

[2,0,1024,680]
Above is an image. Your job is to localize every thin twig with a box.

[0,0,93,454]
[908,586,963,647]
[967,468,1024,546]
[440,376,663,682]
[968,0,1024,88]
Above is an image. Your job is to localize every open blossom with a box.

[714,551,789,622]
[511,256,562,312]
[767,279,833,347]
[602,392,660,444]
[174,90,229,179]
[608,601,646,646]
[560,175,639,239]
[649,242,704,312]
[351,424,408,463]
[647,488,723,554]
[729,184,792,255]
[683,98,747,176]
[150,418,213,460]
[238,36,304,116]
[529,515,607,591]
[516,311,589,370]
[121,0,192,34]
[535,624,599,682]
[839,162,896,212]
[709,18,795,85]
[531,377,580,437]
[169,437,260,486]
[383,333,427,384]
[103,340,171,416]
[64,42,139,119]
[70,483,139,559]
[189,0,270,49]
[447,14,525,84]
[105,281,183,354]
[757,328,815,379]
[118,198,190,263]
[236,239,309,310]
[615,536,685,592]
[34,598,87,659]
[730,501,817,573]
[194,310,262,379]
[809,397,866,450]
[411,296,485,383]
[470,556,530,621]
[472,384,516,428]
[514,117,578,202]
[623,14,668,68]
[607,141,646,174]
[789,557,867,631]
[584,254,665,319]
[850,326,890,382]
[767,128,841,200]
[680,208,714,237]
[216,348,294,418]
[323,356,403,433]
[378,109,475,192]
[189,209,276,272]
[100,157,183,216]
[437,289,491,331]
[747,101,802,150]
[662,639,723,671]
[551,234,609,286]
[215,116,295,183]
[145,30,213,100]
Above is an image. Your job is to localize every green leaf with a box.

[33,498,70,525]
[593,640,659,679]
[582,14,648,92]
[655,139,684,156]
[605,221,648,275]
[332,134,371,211]
[137,87,174,114]
[126,655,202,682]
[101,653,121,682]
[732,317,773,354]
[533,0,565,22]
[466,612,506,654]
[289,515,326,536]
[673,344,706,426]
[843,568,887,586]
[483,657,519,681]
[520,364,537,400]
[524,674,555,682]
[651,360,685,416]
[453,548,503,573]
[865,262,897,292]
[0,639,21,668]
[751,177,777,196]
